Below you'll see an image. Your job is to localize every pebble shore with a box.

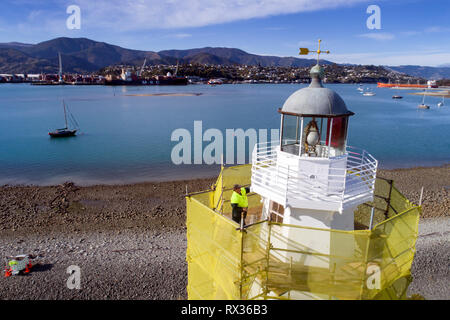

[0,165,448,300]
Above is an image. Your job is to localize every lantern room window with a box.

[326,116,348,153]
[280,113,350,158]
[281,115,300,155]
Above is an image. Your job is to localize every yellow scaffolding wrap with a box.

[186,165,420,300]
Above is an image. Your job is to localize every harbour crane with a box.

[138,58,147,77]
[58,52,63,84]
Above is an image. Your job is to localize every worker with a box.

[230,184,250,225]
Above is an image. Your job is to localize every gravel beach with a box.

[0,165,448,300]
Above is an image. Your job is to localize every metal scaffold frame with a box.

[186,165,420,300]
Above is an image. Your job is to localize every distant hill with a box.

[386,65,450,80]
[0,48,51,73]
[0,42,33,49]
[158,47,329,67]
[0,37,448,79]
[0,38,172,73]
[0,37,331,74]
[184,52,236,65]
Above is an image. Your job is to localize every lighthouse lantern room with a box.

[280,64,353,159]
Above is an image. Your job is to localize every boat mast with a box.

[63,100,68,129]
[58,52,63,83]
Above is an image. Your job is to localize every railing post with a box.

[419,186,424,206]
[264,217,273,299]
[341,158,347,203]
[285,165,289,205]
[369,207,375,230]
[328,118,333,158]
[239,214,245,300]
[299,117,304,156]
[280,114,285,148]
[372,160,378,192]
[275,143,279,184]
[361,150,365,168]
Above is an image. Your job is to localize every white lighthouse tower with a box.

[250,41,378,298]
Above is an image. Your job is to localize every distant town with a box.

[102,63,428,84]
[0,62,430,86]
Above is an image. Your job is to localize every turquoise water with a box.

[0,83,448,185]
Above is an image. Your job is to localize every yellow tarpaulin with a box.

[186,165,420,300]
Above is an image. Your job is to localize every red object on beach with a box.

[4,267,12,278]
[24,263,32,274]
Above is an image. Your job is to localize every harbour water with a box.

[0,83,448,186]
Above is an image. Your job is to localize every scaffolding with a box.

[186,165,420,300]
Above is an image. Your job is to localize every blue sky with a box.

[0,0,449,66]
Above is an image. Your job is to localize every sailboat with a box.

[49,101,78,137]
[392,81,403,99]
[363,88,376,96]
[418,89,430,109]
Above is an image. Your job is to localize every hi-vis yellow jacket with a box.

[230,188,248,208]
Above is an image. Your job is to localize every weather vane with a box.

[299,39,330,65]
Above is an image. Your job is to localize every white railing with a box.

[251,141,378,212]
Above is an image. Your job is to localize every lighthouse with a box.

[186,40,419,301]
[251,41,378,273]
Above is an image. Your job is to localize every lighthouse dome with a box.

[281,65,353,117]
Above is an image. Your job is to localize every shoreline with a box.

[409,91,450,98]
[0,164,448,232]
[1,163,449,188]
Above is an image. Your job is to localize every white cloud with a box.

[358,32,395,40]
[168,33,193,39]
[73,0,370,30]
[400,31,421,37]
[425,26,450,33]
[399,26,450,37]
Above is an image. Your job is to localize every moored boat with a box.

[49,101,79,138]
[208,79,223,86]
[418,89,430,110]
[49,128,77,137]
[363,89,376,96]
